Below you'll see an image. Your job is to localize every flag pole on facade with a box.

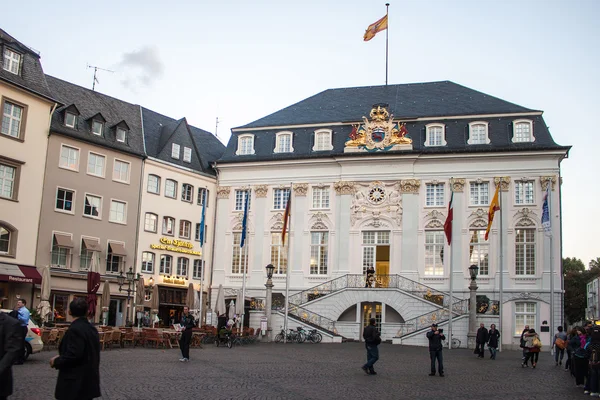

[385,3,390,85]
[363,4,390,84]
[444,180,454,349]
[282,184,292,344]
[239,191,250,332]
[542,179,553,343]
[198,188,207,326]
[498,180,504,352]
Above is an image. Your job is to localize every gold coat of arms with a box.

[344,104,412,152]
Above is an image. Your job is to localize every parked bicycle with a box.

[298,327,322,343]
[274,327,305,343]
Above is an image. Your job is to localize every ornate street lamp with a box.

[265,264,275,342]
[118,266,139,326]
[467,264,479,349]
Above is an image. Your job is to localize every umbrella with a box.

[186,282,195,308]
[86,271,101,320]
[151,284,159,327]
[193,289,202,324]
[235,290,244,316]
[100,280,111,325]
[214,284,226,317]
[36,265,52,325]
[228,300,236,321]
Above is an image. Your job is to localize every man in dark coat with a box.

[487,323,501,360]
[50,298,101,400]
[475,323,488,358]
[0,312,21,400]
[361,318,381,375]
[178,306,196,362]
[426,323,445,376]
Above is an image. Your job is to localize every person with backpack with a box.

[573,327,589,387]
[585,330,600,396]
[361,318,381,375]
[522,328,541,368]
[553,326,568,366]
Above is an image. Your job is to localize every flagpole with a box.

[448,180,454,349]
[548,180,554,341]
[385,3,390,85]
[198,188,206,327]
[240,192,249,334]
[283,184,293,344]
[498,182,503,352]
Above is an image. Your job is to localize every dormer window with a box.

[236,134,255,155]
[183,147,192,163]
[425,124,446,147]
[313,129,333,151]
[65,112,76,128]
[92,120,103,136]
[274,131,294,153]
[171,143,180,159]
[468,122,490,145]
[116,128,127,143]
[512,120,534,143]
[3,48,21,75]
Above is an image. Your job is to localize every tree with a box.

[563,257,596,324]
[590,257,600,271]
[563,257,585,275]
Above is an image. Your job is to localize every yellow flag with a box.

[485,185,501,241]
[363,15,388,41]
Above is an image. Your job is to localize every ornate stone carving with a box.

[309,212,331,230]
[400,179,420,194]
[516,217,535,227]
[426,210,444,219]
[254,185,268,198]
[293,183,308,196]
[515,207,538,220]
[540,175,557,191]
[364,216,390,228]
[469,208,487,219]
[217,186,231,199]
[350,181,403,227]
[494,176,511,192]
[451,178,466,192]
[334,181,355,195]
[470,219,487,228]
[425,219,444,229]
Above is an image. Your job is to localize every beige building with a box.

[0,29,57,309]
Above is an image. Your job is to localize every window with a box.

[513,120,534,143]
[144,289,152,301]
[141,252,155,273]
[144,213,158,232]
[106,244,123,274]
[116,128,127,143]
[515,181,534,205]
[273,188,290,210]
[113,160,130,183]
[182,184,193,202]
[515,228,535,275]
[425,183,444,207]
[468,122,489,145]
[0,226,11,254]
[59,145,79,171]
[160,255,173,275]
[109,200,126,224]
[162,217,175,236]
[165,179,177,198]
[275,132,293,153]
[83,194,101,218]
[55,188,74,213]
[65,112,76,128]
[177,257,189,277]
[313,129,333,151]
[469,230,489,276]
[231,232,248,274]
[310,231,329,275]
[3,48,21,74]
[195,223,207,242]
[270,233,287,274]
[51,235,71,269]
[312,187,330,209]
[193,260,204,279]
[469,182,489,206]
[2,101,24,138]
[515,302,536,335]
[197,188,208,207]
[171,143,180,159]
[147,175,160,194]
[425,231,444,276]
[92,120,103,136]
[425,124,446,147]
[183,147,192,163]
[87,153,105,177]
[235,190,251,211]
[0,163,16,199]
[179,220,191,239]
[79,239,94,271]
[236,135,255,155]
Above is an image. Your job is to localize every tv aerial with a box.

[87,64,114,91]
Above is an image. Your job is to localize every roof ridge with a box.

[45,74,138,108]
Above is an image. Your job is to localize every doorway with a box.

[362,302,382,337]
[108,299,123,327]
[362,231,390,287]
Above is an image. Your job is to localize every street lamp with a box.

[265,264,275,342]
[467,264,479,349]
[117,266,140,327]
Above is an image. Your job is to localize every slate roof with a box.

[0,29,55,102]
[141,107,225,175]
[45,75,145,157]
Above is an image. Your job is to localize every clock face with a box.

[368,187,386,204]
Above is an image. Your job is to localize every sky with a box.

[4,0,599,266]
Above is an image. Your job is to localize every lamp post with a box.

[117,266,140,327]
[467,264,479,349]
[265,264,275,342]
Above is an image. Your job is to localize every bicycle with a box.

[298,327,322,343]
[448,336,461,349]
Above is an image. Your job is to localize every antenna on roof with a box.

[215,117,219,138]
[87,64,115,91]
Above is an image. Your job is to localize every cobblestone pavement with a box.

[12,343,581,400]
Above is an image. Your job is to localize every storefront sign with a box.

[150,237,201,256]
[163,276,186,285]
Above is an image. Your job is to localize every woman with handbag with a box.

[573,327,589,387]
[522,328,541,368]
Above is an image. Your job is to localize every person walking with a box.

[586,329,600,396]
[487,323,500,360]
[552,326,567,366]
[365,266,375,288]
[361,318,381,375]
[475,323,488,358]
[573,327,589,387]
[13,299,29,365]
[519,325,530,365]
[426,323,445,377]
[179,306,195,362]
[522,328,541,368]
[50,297,100,400]
[0,312,21,400]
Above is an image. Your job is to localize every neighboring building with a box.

[35,76,145,324]
[0,29,57,309]
[135,107,224,326]
[587,278,599,322]
[212,82,570,347]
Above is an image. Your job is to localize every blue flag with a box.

[240,192,249,247]
[541,185,551,235]
[199,190,206,246]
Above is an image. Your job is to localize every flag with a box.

[485,185,501,241]
[281,190,291,246]
[199,190,206,246]
[443,192,453,245]
[541,185,551,235]
[363,15,388,41]
[240,192,249,248]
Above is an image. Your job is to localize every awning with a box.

[109,242,127,256]
[0,263,42,284]
[82,238,102,252]
[54,233,73,248]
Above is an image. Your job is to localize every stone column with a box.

[333,181,355,276]
[468,277,478,349]
[290,184,308,286]
[250,185,268,287]
[399,179,421,280]
[265,276,274,342]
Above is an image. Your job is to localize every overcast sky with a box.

[4,0,598,266]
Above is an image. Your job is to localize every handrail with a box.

[396,298,469,337]
[277,304,340,336]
